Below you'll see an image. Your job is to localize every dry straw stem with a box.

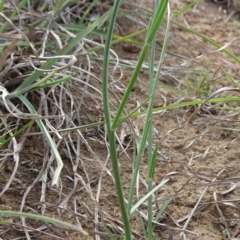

[178,169,224,239]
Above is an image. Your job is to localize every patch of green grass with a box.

[1,0,240,239]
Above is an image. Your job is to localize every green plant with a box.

[102,0,170,238]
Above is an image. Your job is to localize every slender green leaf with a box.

[18,95,63,186]
[0,0,29,33]
[102,0,132,238]
[154,198,172,223]
[0,210,87,234]
[172,20,240,64]
[111,0,168,130]
[149,145,158,179]
[130,179,169,215]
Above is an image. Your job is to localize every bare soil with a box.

[1,0,240,239]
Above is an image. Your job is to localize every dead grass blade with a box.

[0,38,18,72]
[213,191,230,238]
[0,130,21,197]
[179,169,225,239]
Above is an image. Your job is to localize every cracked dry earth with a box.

[2,0,240,239]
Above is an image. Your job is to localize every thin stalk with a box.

[127,119,151,215]
[102,0,132,239]
[147,15,155,240]
[147,146,158,236]
[147,1,170,237]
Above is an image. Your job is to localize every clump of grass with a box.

[0,0,171,238]
[1,0,240,239]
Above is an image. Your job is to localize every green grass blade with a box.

[127,119,151,214]
[0,219,11,225]
[111,0,168,130]
[18,95,63,186]
[102,0,132,238]
[0,210,87,234]
[31,96,240,136]
[137,212,147,238]
[0,0,29,33]
[78,0,98,25]
[31,75,71,91]
[147,6,156,238]
[172,0,199,18]
[102,217,116,240]
[149,145,158,180]
[222,67,240,88]
[130,179,169,215]
[172,20,240,64]
[154,198,172,223]
[0,120,34,147]
[0,0,5,12]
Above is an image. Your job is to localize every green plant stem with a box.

[102,0,132,239]
[147,10,156,240]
